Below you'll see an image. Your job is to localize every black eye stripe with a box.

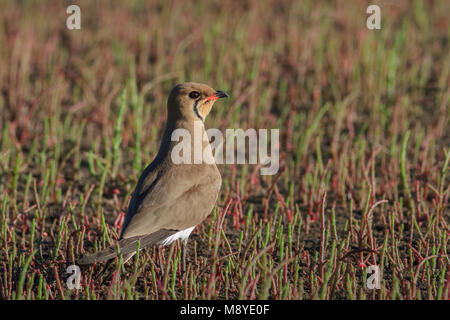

[193,100,204,121]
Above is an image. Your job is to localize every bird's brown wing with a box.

[121,163,221,239]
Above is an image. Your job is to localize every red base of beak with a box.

[205,95,220,102]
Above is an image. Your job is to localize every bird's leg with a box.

[182,239,189,273]
[98,259,114,285]
[98,251,135,286]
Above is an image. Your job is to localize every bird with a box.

[79,82,228,265]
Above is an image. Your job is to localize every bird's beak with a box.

[205,90,229,102]
[215,90,229,98]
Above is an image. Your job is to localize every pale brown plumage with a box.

[79,82,227,264]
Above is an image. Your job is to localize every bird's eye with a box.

[189,91,200,99]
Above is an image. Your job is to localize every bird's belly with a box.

[168,183,219,227]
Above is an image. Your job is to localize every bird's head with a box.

[167,82,229,122]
